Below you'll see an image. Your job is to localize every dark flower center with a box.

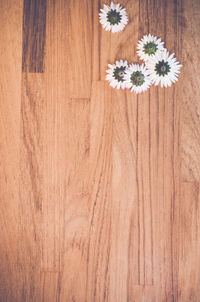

[155,60,171,76]
[107,9,122,25]
[143,42,158,55]
[130,71,145,86]
[113,66,126,82]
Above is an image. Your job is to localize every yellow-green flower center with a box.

[144,42,158,56]
[131,71,145,86]
[107,10,122,25]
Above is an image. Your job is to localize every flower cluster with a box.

[99,2,182,94]
[137,34,182,89]
[106,60,151,94]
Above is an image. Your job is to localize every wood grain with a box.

[45,0,93,98]
[180,0,200,182]
[20,73,44,301]
[178,182,200,302]
[0,0,200,301]
[0,0,23,301]
[22,0,47,72]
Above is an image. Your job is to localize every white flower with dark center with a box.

[106,60,128,89]
[146,49,182,88]
[124,64,152,94]
[99,2,128,33]
[137,34,165,62]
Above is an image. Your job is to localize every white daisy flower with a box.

[124,64,152,94]
[137,34,165,62]
[106,60,128,89]
[99,2,128,33]
[146,49,182,88]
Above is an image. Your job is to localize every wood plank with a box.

[136,92,154,287]
[126,85,181,301]
[46,0,93,98]
[0,0,23,301]
[22,0,47,72]
[86,81,113,302]
[164,2,182,300]
[110,90,139,302]
[178,182,200,302]
[57,100,90,302]
[20,73,45,301]
[180,0,200,182]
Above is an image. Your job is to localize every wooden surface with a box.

[0,0,200,301]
